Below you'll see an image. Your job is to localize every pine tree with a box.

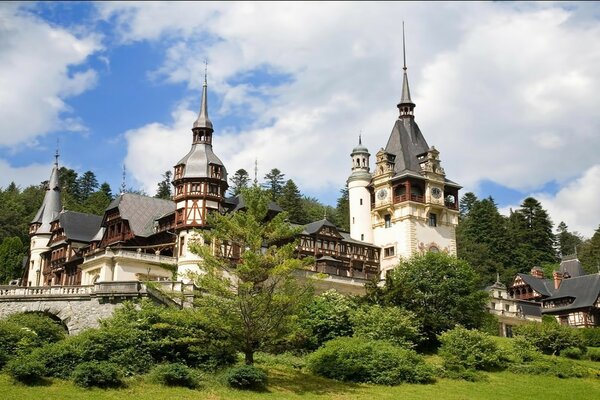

[99,182,113,199]
[77,171,99,201]
[155,171,172,200]
[556,221,583,258]
[580,225,600,274]
[190,186,313,364]
[459,192,478,220]
[457,197,512,284]
[279,179,307,223]
[263,168,285,201]
[334,187,350,232]
[508,197,557,272]
[229,169,249,196]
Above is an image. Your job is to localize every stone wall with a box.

[0,298,122,334]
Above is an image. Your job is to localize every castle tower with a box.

[172,70,228,278]
[367,25,461,275]
[347,136,373,243]
[27,151,62,286]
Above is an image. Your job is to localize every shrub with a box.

[560,347,584,360]
[509,357,593,379]
[297,290,356,351]
[307,337,435,385]
[510,336,542,363]
[226,365,268,390]
[582,328,600,347]
[514,322,585,355]
[4,356,46,385]
[28,338,84,379]
[587,348,600,362]
[149,363,200,388]
[72,361,123,388]
[438,327,508,371]
[4,312,66,344]
[0,320,36,367]
[350,305,421,348]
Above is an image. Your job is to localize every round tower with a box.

[347,137,373,243]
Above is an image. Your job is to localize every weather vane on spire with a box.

[54,138,60,166]
[204,59,208,84]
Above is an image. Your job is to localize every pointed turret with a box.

[397,22,415,118]
[192,63,213,133]
[30,152,62,235]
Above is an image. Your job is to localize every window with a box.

[505,304,510,312]
[352,217,355,224]
[491,302,496,310]
[428,213,437,227]
[384,214,391,228]
[360,198,363,205]
[361,234,364,241]
[384,246,395,257]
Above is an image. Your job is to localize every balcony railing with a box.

[393,194,424,203]
[84,248,176,264]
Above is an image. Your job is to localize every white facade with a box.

[28,235,49,286]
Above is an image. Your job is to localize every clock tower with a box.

[349,28,460,276]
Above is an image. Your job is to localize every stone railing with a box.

[0,285,94,297]
[84,248,176,265]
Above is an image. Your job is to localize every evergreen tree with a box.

[457,197,512,284]
[555,221,584,258]
[334,187,350,232]
[0,185,27,244]
[82,191,112,216]
[459,192,479,220]
[580,225,600,274]
[59,167,79,198]
[301,196,331,224]
[508,197,557,272]
[0,236,25,284]
[229,169,250,196]
[190,186,313,364]
[99,182,113,199]
[77,171,99,201]
[279,179,307,224]
[263,168,285,201]
[155,171,172,200]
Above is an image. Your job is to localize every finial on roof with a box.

[120,164,127,195]
[254,158,258,186]
[402,21,407,72]
[55,138,60,166]
[359,133,362,145]
[496,272,501,284]
[397,21,415,115]
[193,60,213,130]
[323,207,327,220]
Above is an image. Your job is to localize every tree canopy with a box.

[190,186,314,364]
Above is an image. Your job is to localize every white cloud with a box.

[98,2,600,229]
[0,4,101,148]
[0,159,53,189]
[500,165,600,238]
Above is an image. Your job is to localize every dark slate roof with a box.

[518,301,542,317]
[31,163,62,233]
[175,144,227,182]
[516,273,555,297]
[384,118,429,177]
[58,211,103,242]
[302,219,338,235]
[542,274,600,313]
[559,258,586,278]
[223,195,283,214]
[106,193,175,237]
[316,255,342,263]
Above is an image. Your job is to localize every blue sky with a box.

[1,2,599,237]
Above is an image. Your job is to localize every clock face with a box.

[431,187,442,199]
[377,188,388,200]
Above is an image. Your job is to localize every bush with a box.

[72,361,123,388]
[28,338,84,379]
[4,312,66,344]
[4,355,46,385]
[226,365,268,390]
[0,320,36,367]
[587,348,600,362]
[350,305,421,348]
[438,327,508,371]
[514,322,585,355]
[509,357,594,379]
[582,328,600,347]
[560,347,584,360]
[307,337,435,385]
[149,363,200,388]
[510,337,542,363]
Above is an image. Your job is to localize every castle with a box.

[22,49,460,291]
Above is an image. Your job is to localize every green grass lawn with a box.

[2,362,599,400]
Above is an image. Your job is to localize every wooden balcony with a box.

[393,194,424,204]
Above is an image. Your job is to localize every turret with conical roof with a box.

[347,135,373,243]
[397,22,415,118]
[30,152,62,236]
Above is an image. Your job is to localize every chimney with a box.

[553,271,563,290]
[530,266,544,279]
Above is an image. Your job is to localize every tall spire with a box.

[398,21,415,117]
[30,152,62,234]
[193,59,213,131]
